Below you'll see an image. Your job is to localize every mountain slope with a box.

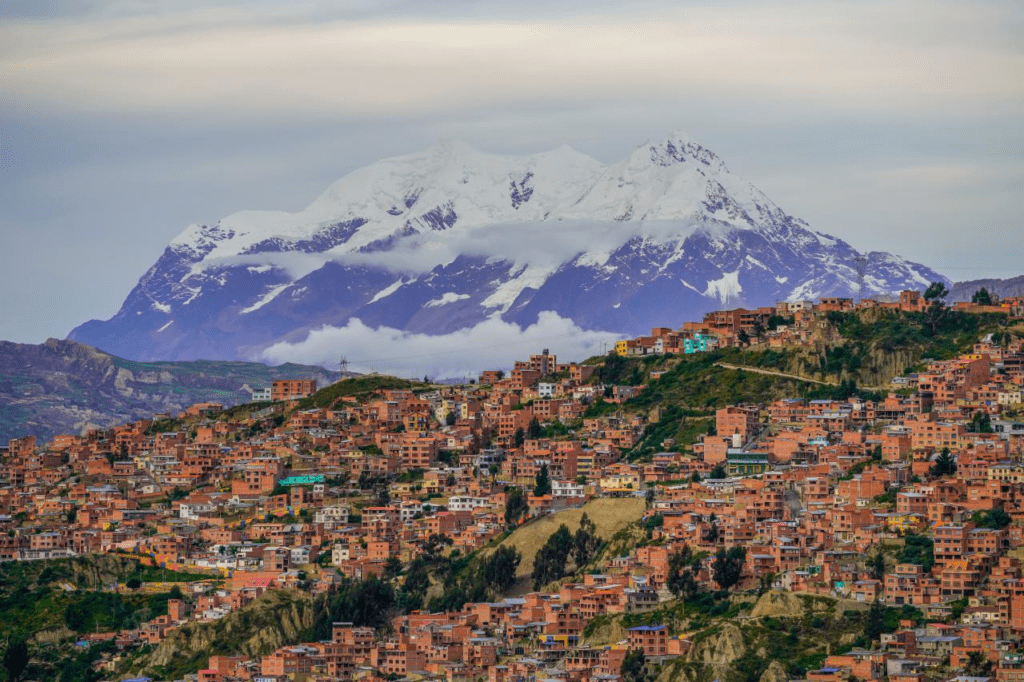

[69,132,948,366]
[949,275,1024,302]
[0,338,340,443]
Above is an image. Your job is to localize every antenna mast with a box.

[854,255,870,300]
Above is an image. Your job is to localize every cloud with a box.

[259,311,621,379]
[3,2,1021,122]
[191,218,711,283]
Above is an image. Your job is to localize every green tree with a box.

[712,546,746,590]
[972,507,1012,530]
[924,281,949,335]
[2,634,29,682]
[871,549,886,580]
[930,447,956,477]
[532,524,573,589]
[484,545,521,593]
[969,411,994,433]
[445,411,457,426]
[667,545,700,599]
[865,599,885,642]
[709,464,727,479]
[705,513,720,544]
[964,650,994,677]
[398,557,430,612]
[899,534,935,572]
[534,464,552,497]
[573,513,601,568]
[384,557,403,579]
[504,487,529,528]
[972,288,993,306]
[513,428,525,448]
[527,417,542,440]
[126,576,142,590]
[621,647,648,682]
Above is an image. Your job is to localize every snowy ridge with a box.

[69,132,950,363]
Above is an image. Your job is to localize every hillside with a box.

[585,590,907,682]
[591,308,1016,459]
[0,337,341,442]
[949,275,1024,302]
[126,590,315,680]
[490,497,647,593]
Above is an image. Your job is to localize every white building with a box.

[448,496,490,512]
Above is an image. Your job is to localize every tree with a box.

[527,417,542,440]
[709,464,727,479]
[532,524,574,589]
[573,513,600,568]
[374,484,391,507]
[484,545,521,593]
[871,549,886,580]
[398,557,430,612]
[738,329,751,346]
[534,464,551,497]
[930,447,956,477]
[713,546,746,590]
[964,650,994,677]
[2,634,29,682]
[667,545,700,599]
[705,513,720,544]
[621,647,648,682]
[445,411,457,426]
[969,411,993,433]
[126,576,142,590]
[513,428,525,448]
[924,281,949,335]
[925,281,949,303]
[384,556,403,579]
[865,599,885,642]
[504,487,529,528]
[972,288,993,306]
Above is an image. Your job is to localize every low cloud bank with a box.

[260,311,621,380]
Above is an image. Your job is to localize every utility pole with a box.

[339,356,348,376]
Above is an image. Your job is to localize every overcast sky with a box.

[1,0,1022,345]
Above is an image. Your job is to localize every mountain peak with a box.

[70,131,950,364]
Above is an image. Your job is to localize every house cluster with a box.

[616,291,1024,356]
[3,289,1024,682]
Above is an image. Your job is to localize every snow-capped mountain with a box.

[69,132,948,364]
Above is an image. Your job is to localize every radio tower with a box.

[854,255,870,300]
[339,356,349,377]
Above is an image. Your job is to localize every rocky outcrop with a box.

[749,591,806,620]
[758,660,791,682]
[688,622,746,665]
[134,590,314,676]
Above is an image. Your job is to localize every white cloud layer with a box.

[3,2,1021,121]
[259,311,621,379]
[194,219,714,279]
